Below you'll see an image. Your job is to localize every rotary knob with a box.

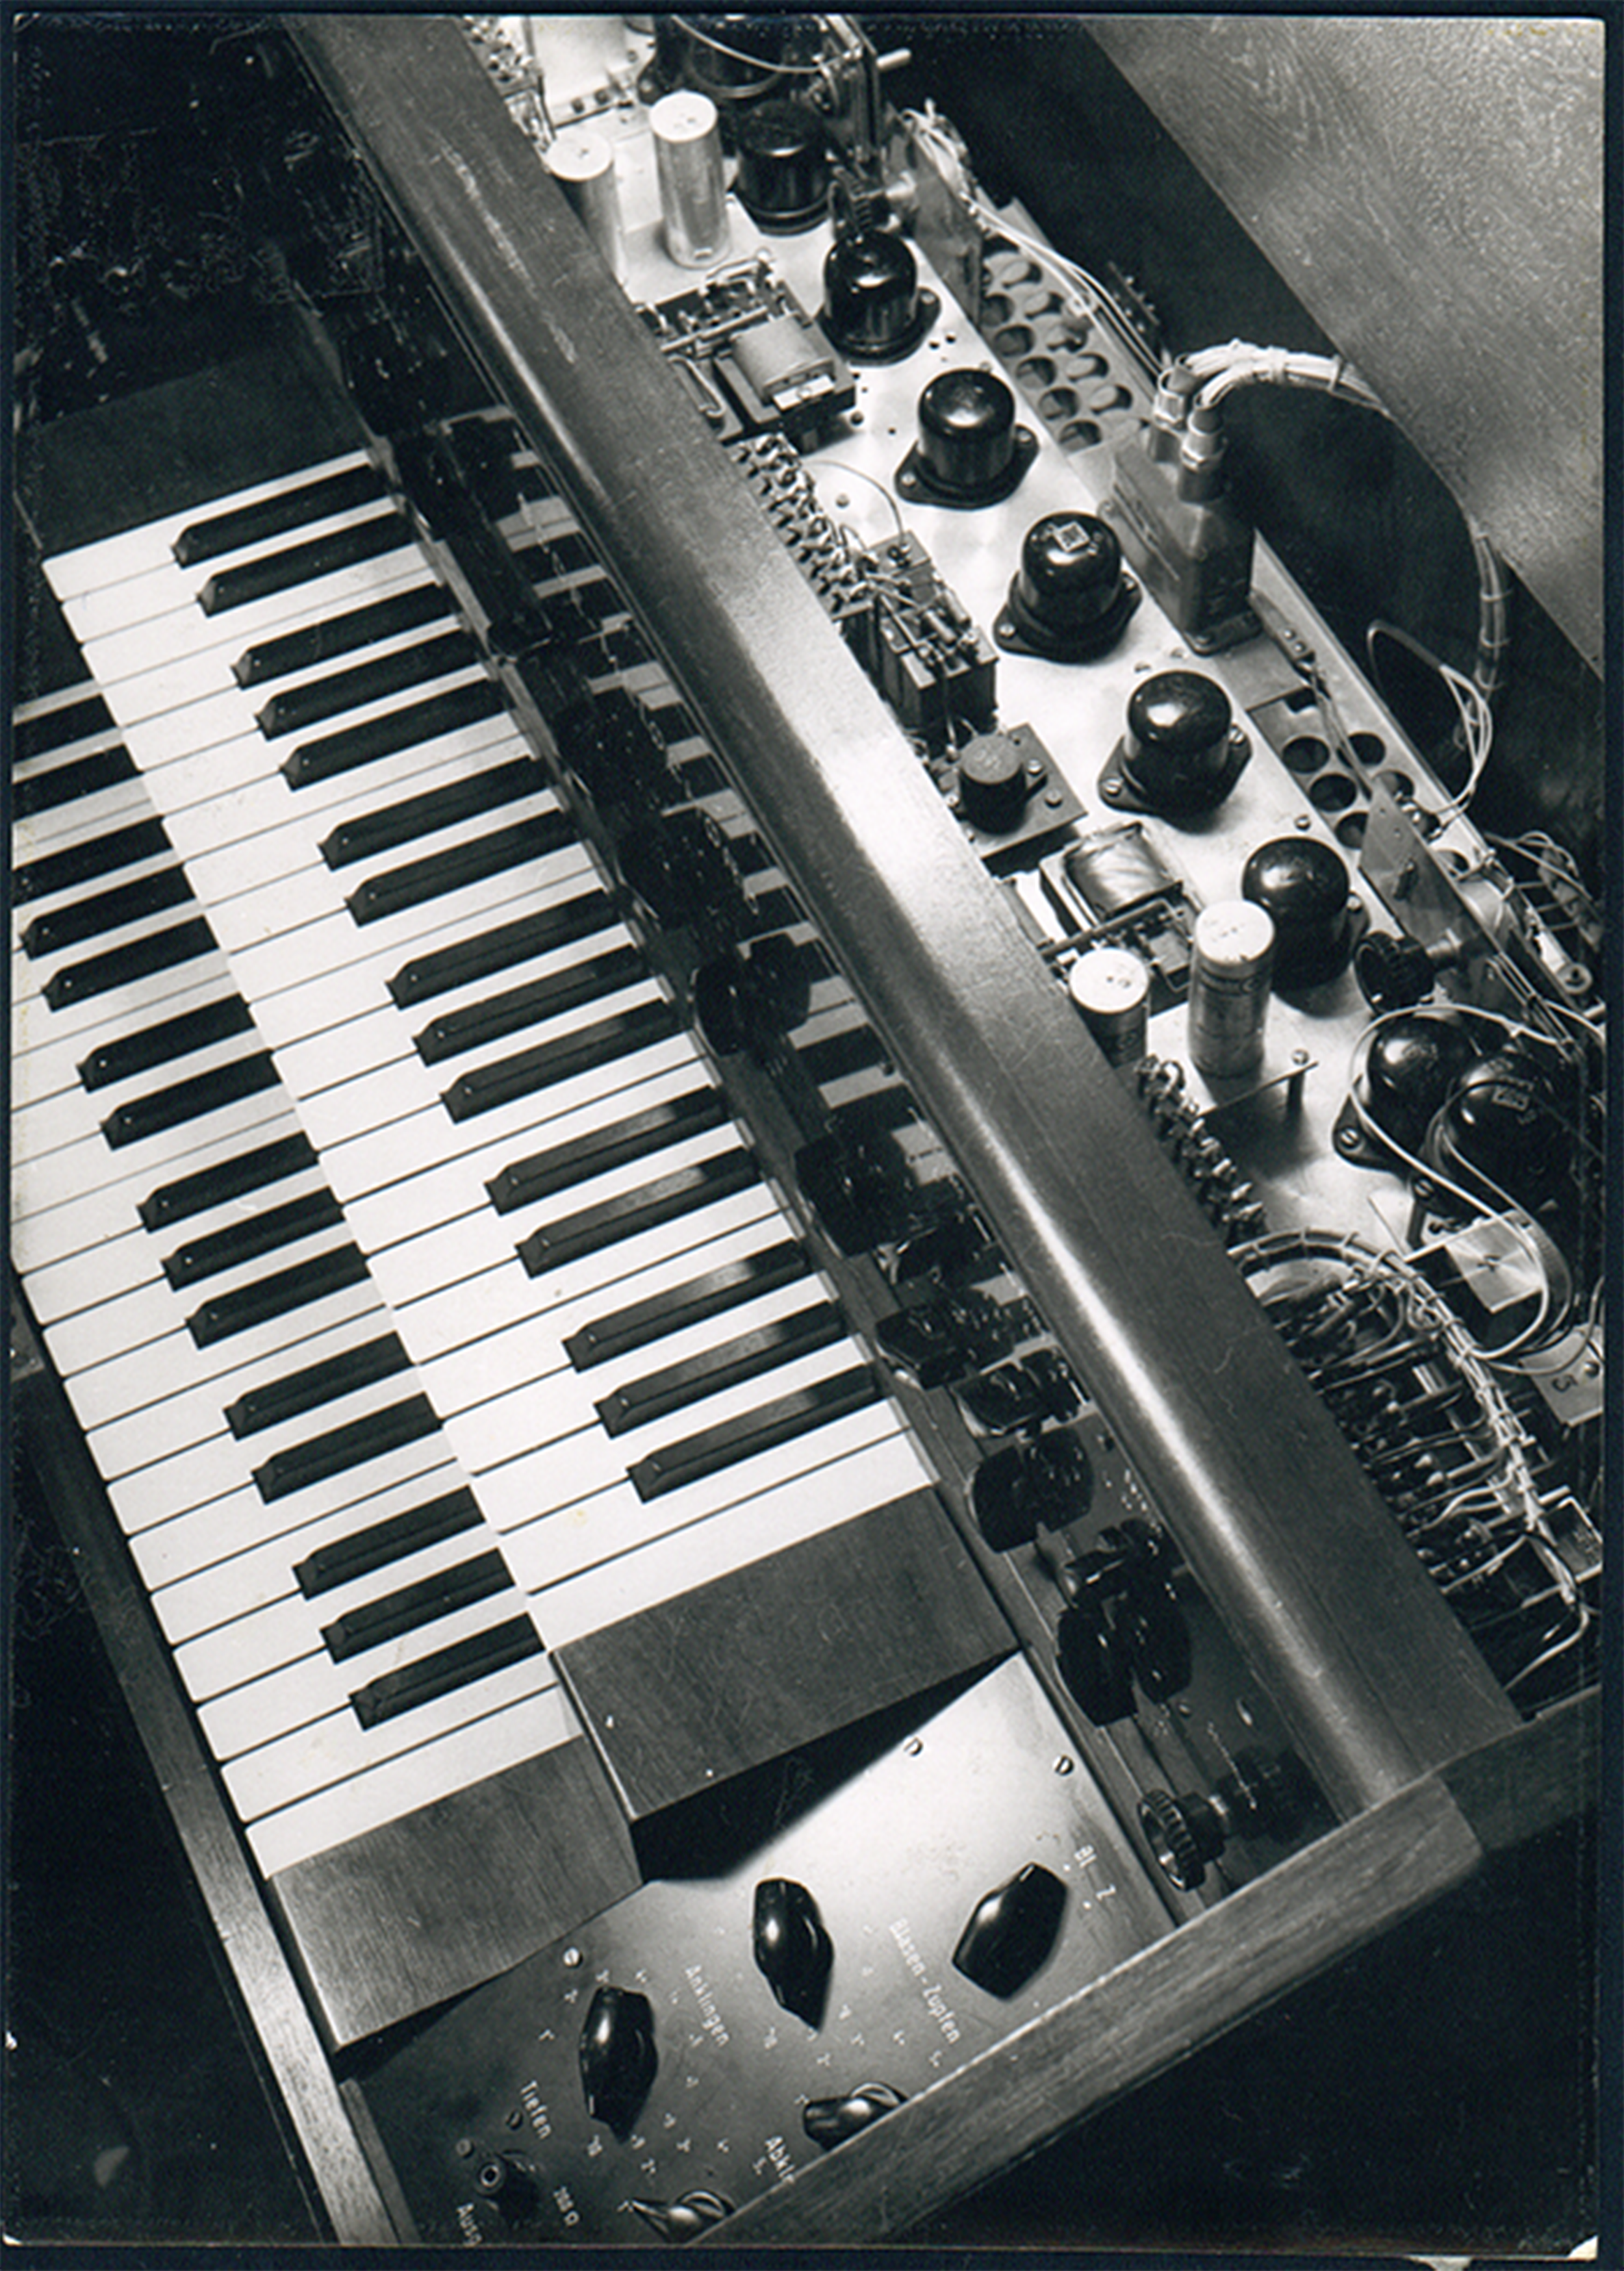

[752,1878,833,2027]
[821,230,937,363]
[579,1985,657,2137]
[1241,836,1358,989]
[1102,669,1250,815]
[803,2081,907,2150]
[629,2189,733,2242]
[897,368,1035,506]
[996,512,1139,660]
[1138,1750,1310,1892]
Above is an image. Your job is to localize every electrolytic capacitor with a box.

[650,90,730,268]
[1067,946,1150,1066]
[1187,900,1275,1077]
[544,129,626,281]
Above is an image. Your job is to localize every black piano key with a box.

[442,998,679,1124]
[387,891,617,1008]
[320,757,538,870]
[565,1239,809,1369]
[517,1150,759,1275]
[101,1049,279,1150]
[13,743,136,819]
[252,1392,440,1503]
[257,628,479,738]
[281,680,505,789]
[13,694,115,764]
[349,1614,541,1729]
[294,1486,483,1599]
[173,463,387,566]
[416,944,646,1067]
[797,1022,889,1087]
[344,810,574,926]
[627,1365,879,1502]
[138,1132,318,1232]
[162,1187,346,1289]
[322,1549,510,1664]
[596,1301,844,1438]
[21,865,194,959]
[223,1330,410,1438]
[79,995,254,1091]
[487,1083,726,1211]
[14,818,171,903]
[43,917,216,1009]
[187,1243,369,1348]
[233,581,452,689]
[199,509,413,616]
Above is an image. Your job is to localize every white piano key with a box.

[148,1461,476,1643]
[244,1682,577,1879]
[216,1633,551,1808]
[455,1336,869,1512]
[11,1030,276,1174]
[178,1562,528,1718]
[394,1203,785,1364]
[90,585,455,724]
[11,971,244,1111]
[10,932,240,1052]
[94,1358,427,1527]
[129,1448,467,1598]
[44,450,377,597]
[12,1077,288,1204]
[110,1414,451,1552]
[519,1423,933,1647]
[12,774,155,856]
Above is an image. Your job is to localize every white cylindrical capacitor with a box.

[650,90,730,267]
[1188,900,1275,1076]
[1067,946,1151,1067]
[544,129,626,281]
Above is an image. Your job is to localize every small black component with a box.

[1358,1010,1478,1153]
[1137,1749,1311,1892]
[1056,1593,1137,1723]
[794,1124,908,1255]
[996,512,1139,660]
[970,1427,1093,1547]
[951,1862,1066,1997]
[734,98,830,231]
[874,1288,1011,1391]
[579,1985,657,2137]
[1241,836,1358,989]
[752,1878,833,2026]
[1102,670,1250,817]
[616,808,748,942]
[692,932,811,1058]
[954,732,1030,833]
[954,1350,1077,1435]
[898,368,1035,507]
[820,229,937,362]
[802,2081,906,2150]
[1353,930,1439,1013]
[888,1202,987,1286]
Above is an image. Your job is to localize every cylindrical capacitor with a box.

[1068,946,1151,1067]
[1187,901,1275,1077]
[650,90,729,268]
[544,129,626,281]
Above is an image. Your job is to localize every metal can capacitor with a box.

[1188,900,1275,1076]
[544,129,626,282]
[1067,945,1151,1067]
[650,90,730,268]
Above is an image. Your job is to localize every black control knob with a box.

[888,1201,987,1286]
[1353,930,1440,1013]
[1056,1592,1136,1723]
[793,1124,907,1255]
[753,1878,833,2027]
[956,1350,1079,1436]
[629,2188,733,2242]
[734,99,829,231]
[875,1287,1011,1391]
[997,512,1139,660]
[1138,1749,1310,1892]
[954,732,1030,833]
[579,1985,657,2137]
[692,932,809,1058]
[1242,837,1357,989]
[476,2155,538,2221]
[1103,670,1249,815]
[617,809,748,943]
[802,2081,907,2150]
[898,368,1034,507]
[952,1862,1066,1997]
[971,1428,1093,1551]
[821,230,935,363]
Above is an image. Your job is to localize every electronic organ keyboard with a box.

[10,13,1599,2248]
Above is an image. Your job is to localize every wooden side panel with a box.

[270,1742,640,2046]
[555,1489,1015,1819]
